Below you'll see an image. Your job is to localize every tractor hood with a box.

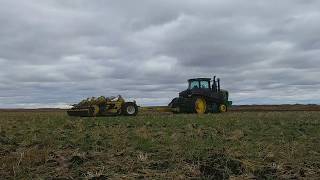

[179,89,190,98]
[179,89,190,97]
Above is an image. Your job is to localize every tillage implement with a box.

[67,95,138,117]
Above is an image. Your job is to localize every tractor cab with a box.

[187,77,221,92]
[188,78,211,90]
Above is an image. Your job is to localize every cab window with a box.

[189,81,199,89]
[200,81,209,89]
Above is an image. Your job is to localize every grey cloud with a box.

[0,0,320,108]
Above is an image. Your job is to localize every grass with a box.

[0,111,319,179]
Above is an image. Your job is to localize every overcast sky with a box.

[0,0,320,108]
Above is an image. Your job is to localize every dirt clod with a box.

[253,166,277,179]
[190,153,245,179]
[149,161,170,170]
[89,175,108,180]
[70,155,85,166]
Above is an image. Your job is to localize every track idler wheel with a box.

[219,104,227,113]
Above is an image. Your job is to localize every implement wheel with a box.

[122,102,138,116]
[194,97,207,114]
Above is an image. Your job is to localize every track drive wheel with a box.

[122,102,138,116]
[194,97,207,114]
[219,104,227,113]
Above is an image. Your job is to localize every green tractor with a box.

[169,76,232,114]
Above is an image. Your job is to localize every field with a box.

[0,107,320,179]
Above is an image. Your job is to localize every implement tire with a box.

[122,102,138,116]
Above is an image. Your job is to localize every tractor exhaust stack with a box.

[213,76,217,92]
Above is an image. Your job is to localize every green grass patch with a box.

[0,111,319,179]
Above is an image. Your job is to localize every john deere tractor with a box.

[169,76,232,114]
[67,95,138,117]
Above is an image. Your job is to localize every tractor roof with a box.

[188,78,211,82]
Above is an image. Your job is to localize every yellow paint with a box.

[195,98,206,114]
[219,104,227,113]
[92,105,100,116]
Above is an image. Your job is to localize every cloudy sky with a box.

[1,0,320,108]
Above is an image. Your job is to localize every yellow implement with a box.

[67,95,138,117]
